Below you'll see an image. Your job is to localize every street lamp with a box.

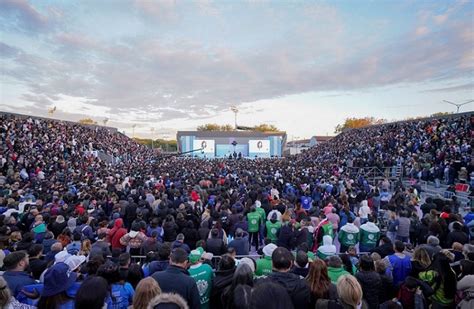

[442,100,473,113]
[132,124,136,138]
[150,127,155,149]
[230,105,238,129]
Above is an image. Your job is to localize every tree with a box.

[253,123,280,132]
[133,138,177,151]
[196,123,234,131]
[78,118,98,125]
[430,112,452,117]
[334,117,385,133]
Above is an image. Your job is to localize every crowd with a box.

[0,112,472,309]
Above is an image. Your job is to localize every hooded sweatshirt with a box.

[317,235,337,259]
[109,218,127,250]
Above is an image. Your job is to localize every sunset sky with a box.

[1,0,473,139]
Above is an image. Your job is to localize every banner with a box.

[248,140,270,153]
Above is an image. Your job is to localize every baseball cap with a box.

[64,255,86,272]
[189,247,205,264]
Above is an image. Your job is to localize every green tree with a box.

[78,118,98,125]
[334,117,385,133]
[253,124,279,132]
[196,123,234,131]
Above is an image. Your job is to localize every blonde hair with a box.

[336,275,363,308]
[412,247,431,269]
[133,277,162,309]
[0,277,12,307]
[80,239,92,256]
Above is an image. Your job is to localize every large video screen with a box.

[193,139,215,156]
[249,140,270,153]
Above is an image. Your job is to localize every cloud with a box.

[2,2,473,132]
[0,0,48,31]
[415,26,429,36]
[422,83,474,93]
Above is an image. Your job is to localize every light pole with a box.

[230,106,238,130]
[103,118,109,126]
[150,127,155,149]
[442,100,473,113]
[132,124,136,138]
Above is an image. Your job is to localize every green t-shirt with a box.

[265,221,282,243]
[247,212,261,232]
[255,256,273,276]
[189,263,214,309]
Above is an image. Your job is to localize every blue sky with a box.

[0,0,473,139]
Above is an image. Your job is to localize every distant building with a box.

[285,135,334,155]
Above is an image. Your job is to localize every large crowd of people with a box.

[0,112,472,309]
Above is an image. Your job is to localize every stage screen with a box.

[216,144,249,158]
[193,139,215,157]
[249,140,270,153]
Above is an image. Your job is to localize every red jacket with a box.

[108,218,127,250]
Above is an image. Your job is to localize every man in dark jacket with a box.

[370,236,394,258]
[446,222,469,247]
[355,255,382,309]
[172,233,191,253]
[151,248,200,309]
[227,228,249,255]
[205,228,227,256]
[2,251,36,297]
[257,247,310,309]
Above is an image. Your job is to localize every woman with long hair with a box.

[336,275,367,309]
[79,239,91,257]
[306,259,338,307]
[132,277,161,309]
[75,276,109,309]
[222,263,254,309]
[419,250,456,308]
[410,247,431,279]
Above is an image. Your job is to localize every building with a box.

[176,131,287,158]
[284,135,334,155]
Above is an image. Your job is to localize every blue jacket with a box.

[228,236,250,255]
[106,283,134,309]
[2,271,36,298]
[151,265,200,309]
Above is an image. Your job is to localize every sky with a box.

[0,0,473,140]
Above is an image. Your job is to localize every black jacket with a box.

[370,242,394,258]
[206,238,227,256]
[210,268,236,309]
[276,225,295,250]
[151,265,200,309]
[259,271,311,309]
[355,270,382,309]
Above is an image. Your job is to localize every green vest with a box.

[265,221,281,242]
[338,229,359,246]
[255,256,273,276]
[256,207,266,223]
[247,212,261,232]
[189,263,213,309]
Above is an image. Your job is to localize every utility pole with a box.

[442,100,473,113]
